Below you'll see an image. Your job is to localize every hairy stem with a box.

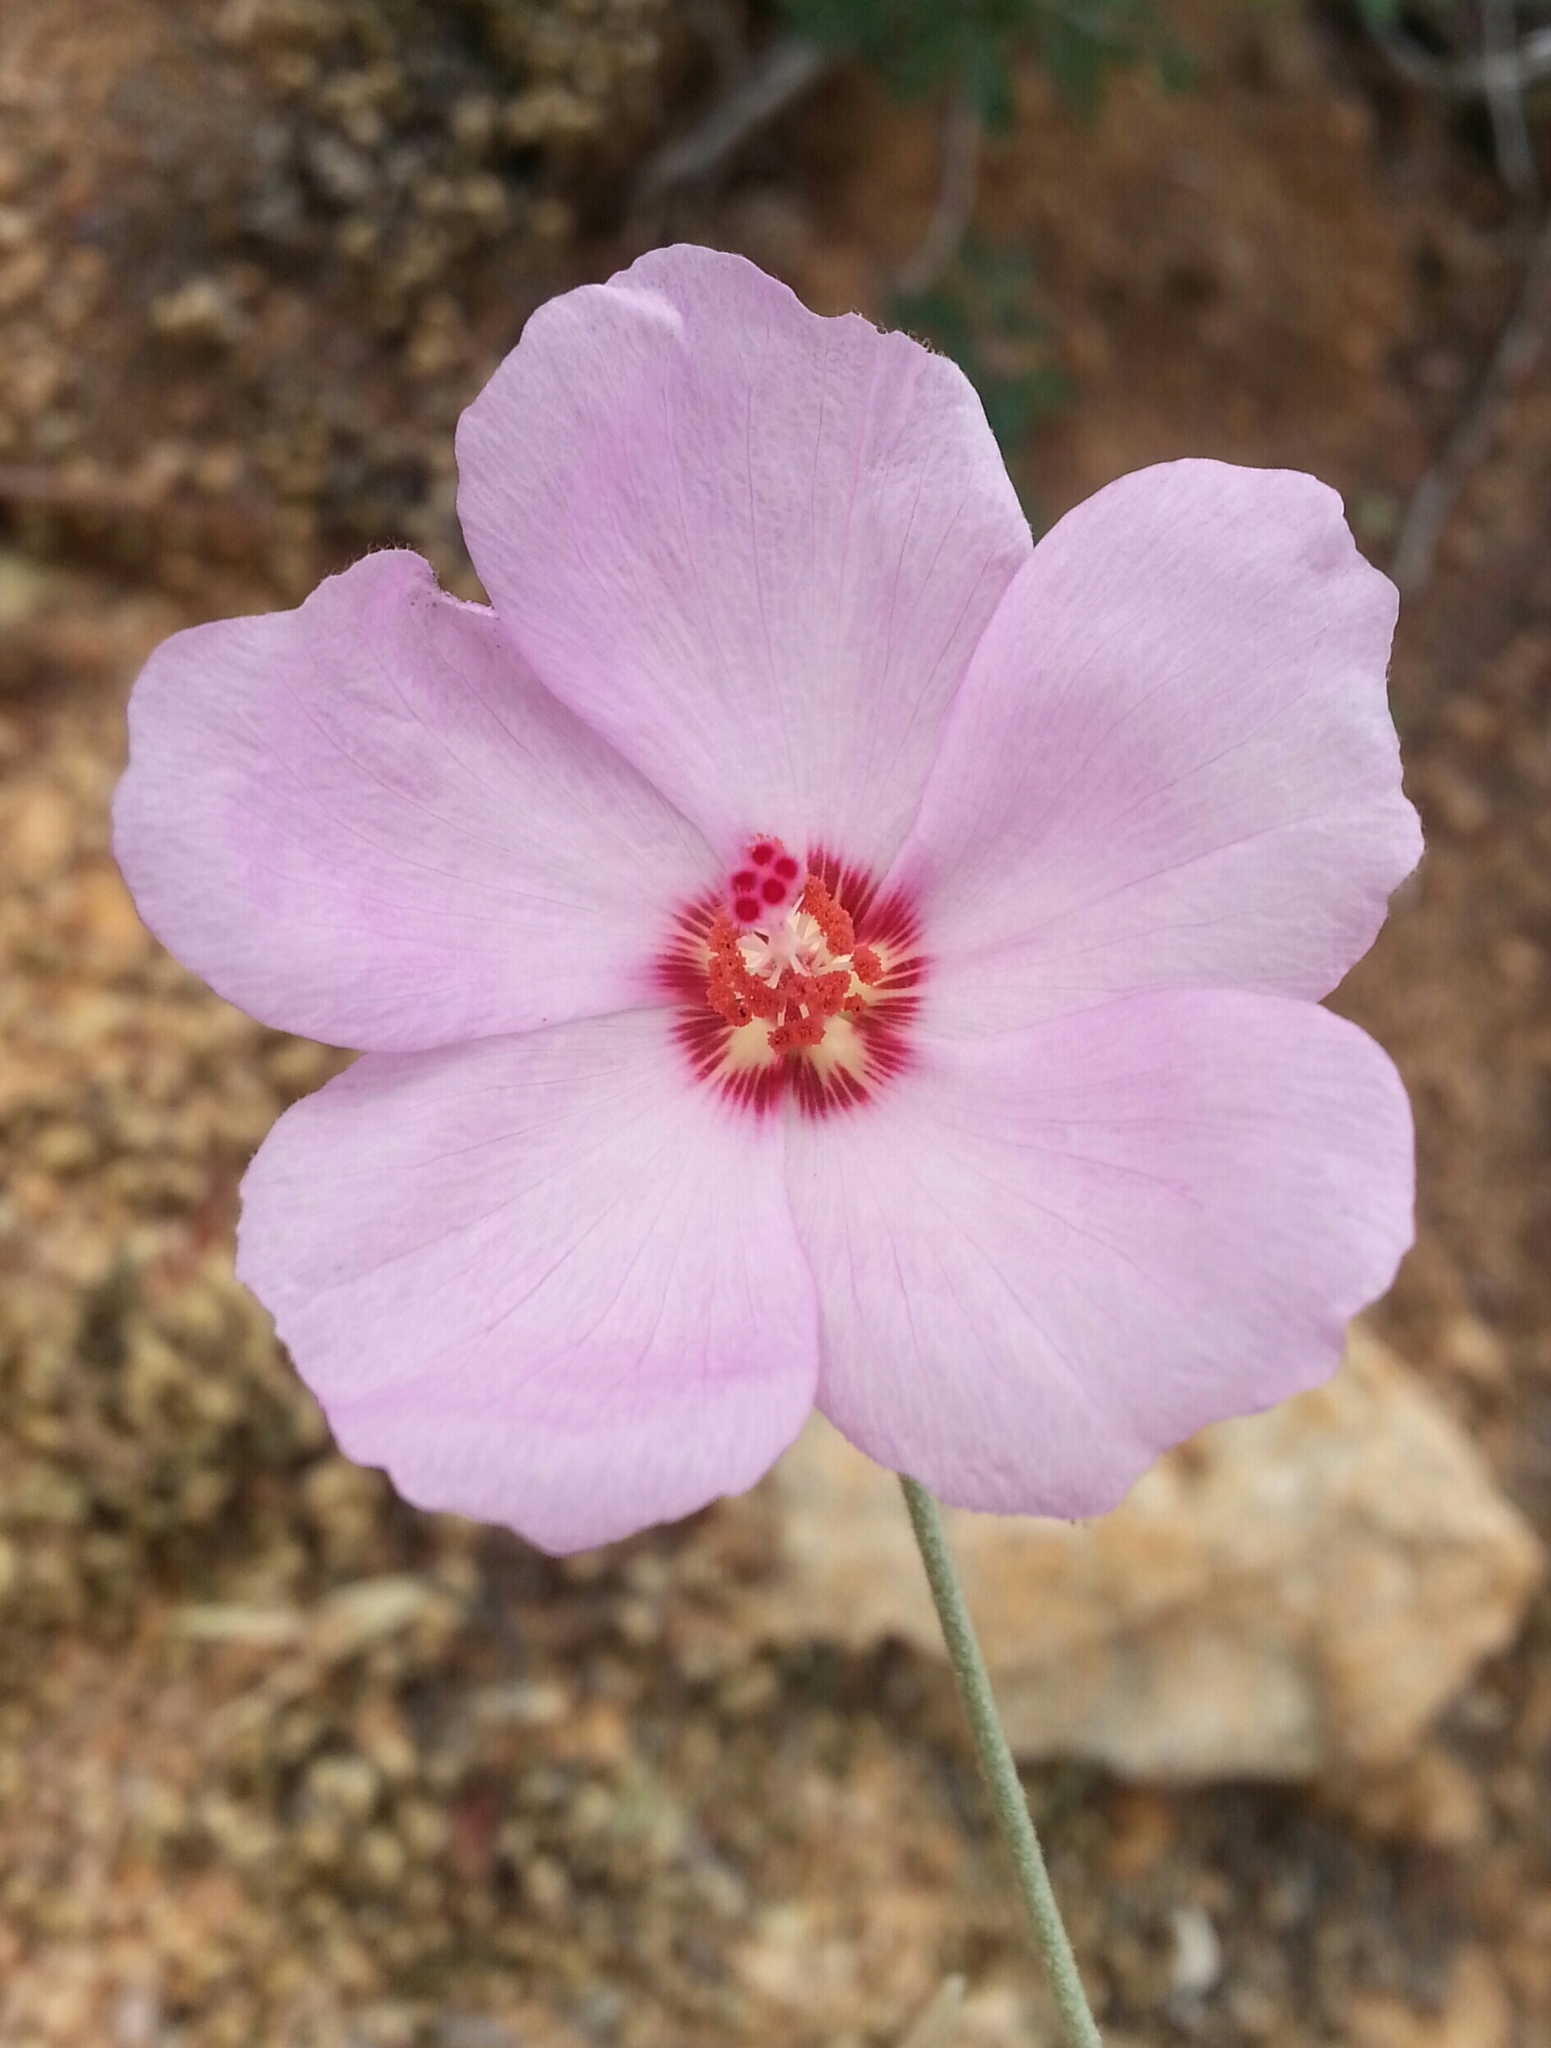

[900,1474,1103,2048]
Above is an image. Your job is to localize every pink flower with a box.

[113,246,1419,1554]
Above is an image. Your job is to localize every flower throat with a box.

[660,838,923,1117]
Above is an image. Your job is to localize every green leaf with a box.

[774,0,1184,111]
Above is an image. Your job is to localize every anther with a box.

[798,874,855,959]
[670,846,920,1116]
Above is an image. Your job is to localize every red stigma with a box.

[728,835,800,922]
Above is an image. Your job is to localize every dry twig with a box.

[1368,15,1551,97]
[0,463,154,515]
[1483,0,1539,198]
[1393,208,1551,592]
[632,34,831,204]
[893,93,983,297]
[0,460,272,531]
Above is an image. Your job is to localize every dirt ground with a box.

[2,1,1550,2044]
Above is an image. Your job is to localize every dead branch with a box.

[0,463,154,514]
[1368,16,1551,97]
[893,92,983,298]
[632,33,831,204]
[1393,208,1551,593]
[1483,0,1539,199]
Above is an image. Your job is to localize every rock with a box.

[308,1575,460,1663]
[148,276,247,346]
[1347,1948,1511,2048]
[738,1326,1543,1781]
[0,549,53,632]
[1504,1890,1551,2015]
[1334,1741,1488,1848]
[898,1977,965,2048]
[1168,1904,1223,2005]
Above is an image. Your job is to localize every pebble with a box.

[1168,1904,1223,2004]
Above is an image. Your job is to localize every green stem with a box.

[900,1474,1103,2048]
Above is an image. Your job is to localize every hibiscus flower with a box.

[113,245,1419,1555]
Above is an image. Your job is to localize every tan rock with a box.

[1504,1890,1551,2014]
[1336,1742,1487,1848]
[1348,1948,1511,2048]
[740,1326,1543,1782]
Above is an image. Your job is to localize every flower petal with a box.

[889,462,1421,1035]
[456,244,1031,870]
[237,1009,819,1552]
[113,551,716,1051]
[787,990,1413,1518]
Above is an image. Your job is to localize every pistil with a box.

[705,870,883,1058]
[660,840,922,1116]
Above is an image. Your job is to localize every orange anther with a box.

[703,874,894,1066]
[769,1014,825,1054]
[676,855,920,1115]
[799,875,855,958]
[705,909,780,1027]
[810,968,851,1016]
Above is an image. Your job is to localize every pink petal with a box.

[114,551,715,1051]
[236,1009,819,1552]
[889,463,1422,1035]
[456,244,1031,871]
[788,990,1413,1518]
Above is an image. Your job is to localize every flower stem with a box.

[900,1474,1104,2048]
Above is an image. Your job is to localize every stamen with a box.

[798,874,855,958]
[705,909,780,1027]
[711,855,899,1060]
[662,842,923,1117]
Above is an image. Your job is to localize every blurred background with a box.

[2,1,1551,2043]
